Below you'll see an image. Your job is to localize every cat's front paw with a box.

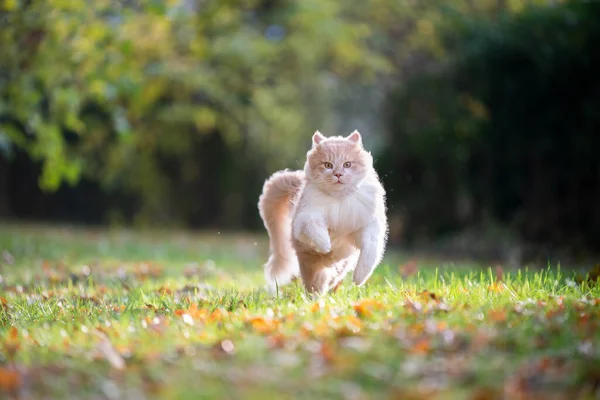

[312,234,332,254]
[352,261,373,286]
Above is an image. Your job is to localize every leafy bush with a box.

[0,0,389,226]
[381,0,600,254]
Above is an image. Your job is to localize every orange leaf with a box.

[437,321,448,331]
[310,300,325,313]
[248,317,277,334]
[3,327,20,360]
[411,338,431,354]
[353,299,384,317]
[488,282,504,293]
[0,367,22,393]
[489,309,507,322]
[176,303,208,321]
[209,308,228,322]
[300,322,314,337]
[320,342,336,364]
[419,290,440,303]
[157,286,172,295]
[267,333,287,349]
[333,314,363,335]
[314,320,330,336]
[9,327,18,341]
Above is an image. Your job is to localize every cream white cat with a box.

[258,130,388,295]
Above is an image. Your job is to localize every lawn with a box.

[0,222,599,399]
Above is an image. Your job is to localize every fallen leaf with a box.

[247,317,278,334]
[3,327,20,360]
[488,282,504,293]
[156,286,172,295]
[94,330,125,370]
[419,290,440,303]
[310,300,325,313]
[488,309,507,322]
[410,338,430,354]
[266,333,287,349]
[9,326,18,341]
[321,342,338,365]
[0,367,22,394]
[352,299,385,317]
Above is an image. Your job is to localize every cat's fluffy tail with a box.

[258,169,304,287]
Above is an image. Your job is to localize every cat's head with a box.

[305,130,373,195]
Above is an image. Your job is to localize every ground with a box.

[0,222,599,399]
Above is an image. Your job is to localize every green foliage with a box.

[381,0,600,252]
[0,0,390,225]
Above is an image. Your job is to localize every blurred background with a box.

[0,0,598,265]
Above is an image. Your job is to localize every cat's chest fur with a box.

[302,184,377,237]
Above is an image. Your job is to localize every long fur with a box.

[258,169,304,286]
[258,131,388,295]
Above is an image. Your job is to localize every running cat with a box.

[258,130,388,294]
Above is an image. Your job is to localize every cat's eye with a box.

[343,162,352,168]
[324,162,333,169]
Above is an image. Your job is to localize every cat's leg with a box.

[352,219,387,286]
[296,250,332,295]
[292,213,331,254]
[302,268,331,295]
[329,251,359,292]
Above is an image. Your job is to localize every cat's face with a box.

[305,130,373,195]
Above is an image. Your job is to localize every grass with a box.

[0,222,599,399]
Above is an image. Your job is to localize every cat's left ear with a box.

[312,130,326,146]
[347,130,363,146]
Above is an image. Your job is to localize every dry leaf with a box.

[488,282,504,293]
[94,330,125,370]
[411,338,431,354]
[0,367,22,393]
[247,317,278,334]
[352,299,385,317]
[3,326,20,360]
[488,309,507,322]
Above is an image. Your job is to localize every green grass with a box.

[0,222,599,399]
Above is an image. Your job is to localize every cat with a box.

[258,130,388,295]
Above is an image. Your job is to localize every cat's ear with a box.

[347,130,362,146]
[312,130,325,146]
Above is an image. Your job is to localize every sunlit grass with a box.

[0,222,599,399]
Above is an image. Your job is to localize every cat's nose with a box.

[334,173,342,178]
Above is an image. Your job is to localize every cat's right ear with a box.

[312,131,325,146]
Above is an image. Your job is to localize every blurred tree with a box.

[381,0,600,256]
[0,0,390,227]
